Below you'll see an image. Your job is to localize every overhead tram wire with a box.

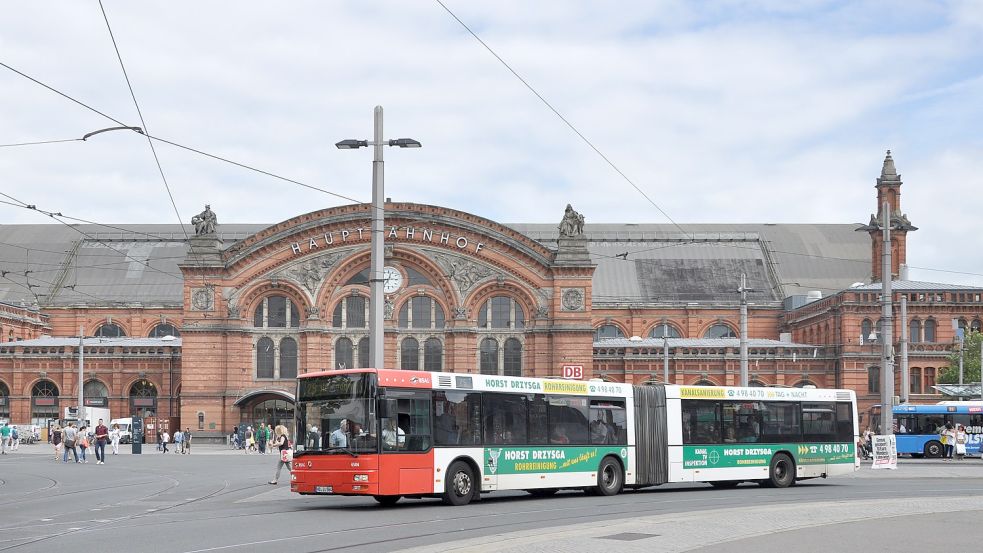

[434,0,691,241]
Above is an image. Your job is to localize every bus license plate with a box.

[315,486,333,494]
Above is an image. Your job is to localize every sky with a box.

[1,0,981,286]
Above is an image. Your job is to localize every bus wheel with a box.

[766,453,795,488]
[595,457,623,496]
[527,488,558,497]
[709,480,740,489]
[924,441,943,458]
[442,461,475,506]
[373,495,401,506]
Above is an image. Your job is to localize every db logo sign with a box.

[561,365,583,380]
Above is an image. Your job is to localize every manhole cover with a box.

[600,533,659,541]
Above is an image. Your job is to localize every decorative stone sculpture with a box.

[558,204,585,237]
[191,204,218,236]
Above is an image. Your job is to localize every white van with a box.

[110,418,133,443]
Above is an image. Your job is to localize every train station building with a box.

[0,151,980,439]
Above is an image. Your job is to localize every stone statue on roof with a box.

[192,204,218,236]
[558,204,585,238]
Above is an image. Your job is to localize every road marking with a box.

[40,519,52,522]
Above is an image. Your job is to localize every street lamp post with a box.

[336,106,420,368]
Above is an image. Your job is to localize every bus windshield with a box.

[295,373,379,455]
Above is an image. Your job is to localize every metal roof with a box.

[849,280,983,291]
[2,337,181,347]
[594,337,818,349]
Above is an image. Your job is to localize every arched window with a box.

[958,318,968,332]
[253,295,300,328]
[401,338,419,370]
[256,337,275,378]
[357,337,370,368]
[31,379,59,425]
[909,319,921,343]
[424,338,442,372]
[704,323,736,339]
[0,381,8,419]
[335,337,353,370]
[924,319,936,342]
[398,296,446,329]
[130,379,156,398]
[33,380,58,397]
[972,319,982,332]
[478,297,525,329]
[594,324,625,341]
[861,319,873,342]
[650,324,681,338]
[83,380,108,399]
[794,380,816,388]
[332,296,367,328]
[479,338,498,375]
[279,337,298,379]
[504,338,522,377]
[749,380,767,387]
[694,379,715,386]
[95,323,126,338]
[149,323,180,337]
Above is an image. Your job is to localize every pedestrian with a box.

[62,423,79,463]
[110,424,121,455]
[942,423,956,460]
[11,425,19,451]
[268,425,293,485]
[77,425,89,463]
[52,424,63,461]
[161,430,170,453]
[94,418,109,465]
[244,426,254,453]
[257,423,268,455]
[174,429,184,454]
[955,424,968,460]
[157,431,163,452]
[183,428,192,454]
[0,422,10,454]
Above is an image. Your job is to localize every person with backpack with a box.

[11,426,19,451]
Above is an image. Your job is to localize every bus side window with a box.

[589,400,626,445]
[680,400,720,444]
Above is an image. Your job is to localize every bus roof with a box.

[894,404,983,414]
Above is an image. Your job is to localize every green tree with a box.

[938,330,982,384]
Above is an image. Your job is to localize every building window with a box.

[924,319,936,342]
[650,324,681,338]
[398,297,446,329]
[867,366,880,394]
[694,379,715,386]
[83,380,108,400]
[95,323,126,337]
[479,338,498,375]
[401,337,420,370]
[861,319,873,342]
[478,297,525,329]
[31,379,60,426]
[972,319,982,332]
[924,368,936,392]
[910,367,922,394]
[253,296,300,328]
[357,337,370,368]
[0,381,8,420]
[503,338,522,377]
[256,337,275,378]
[909,319,921,343]
[333,296,367,328]
[424,338,443,372]
[594,324,625,341]
[704,323,737,339]
[335,337,353,369]
[149,323,180,337]
[794,380,815,388]
[749,380,767,387]
[279,337,298,379]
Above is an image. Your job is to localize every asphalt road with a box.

[1,444,981,553]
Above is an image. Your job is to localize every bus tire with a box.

[442,461,475,506]
[595,456,623,496]
[765,453,795,488]
[373,495,401,506]
[924,441,943,458]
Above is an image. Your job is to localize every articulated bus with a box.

[870,403,983,457]
[290,369,859,505]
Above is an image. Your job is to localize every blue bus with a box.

[869,403,983,458]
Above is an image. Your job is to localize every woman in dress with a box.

[269,425,292,485]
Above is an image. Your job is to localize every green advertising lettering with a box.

[484,446,628,475]
[682,443,855,469]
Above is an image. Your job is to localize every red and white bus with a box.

[290,369,858,505]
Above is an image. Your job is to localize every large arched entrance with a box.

[234,390,295,437]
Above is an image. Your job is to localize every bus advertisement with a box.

[870,404,983,458]
[290,369,859,506]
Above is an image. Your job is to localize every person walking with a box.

[269,425,293,485]
[174,429,184,454]
[62,423,79,463]
[0,422,10,454]
[183,428,192,454]
[110,424,121,455]
[157,431,163,452]
[11,426,19,451]
[244,426,254,454]
[257,423,268,455]
[77,425,89,463]
[52,424,63,461]
[161,430,170,453]
[942,423,956,460]
[94,419,109,464]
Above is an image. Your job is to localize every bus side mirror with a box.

[379,399,397,419]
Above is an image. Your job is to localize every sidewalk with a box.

[2,442,278,456]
